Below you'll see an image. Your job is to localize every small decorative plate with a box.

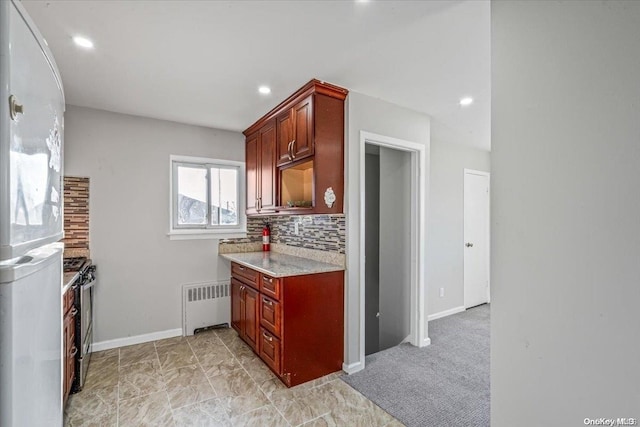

[324,187,336,208]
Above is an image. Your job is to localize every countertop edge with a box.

[220,252,345,278]
[62,272,79,294]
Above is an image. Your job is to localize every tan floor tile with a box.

[315,381,393,427]
[65,385,118,425]
[172,398,232,426]
[155,335,188,348]
[83,356,119,390]
[65,410,117,427]
[300,414,338,427]
[91,348,119,361]
[218,391,270,418]
[242,357,277,383]
[208,369,259,398]
[229,404,288,427]
[187,329,223,349]
[156,342,197,372]
[269,385,330,426]
[118,359,166,400]
[163,364,216,409]
[119,342,158,367]
[215,327,240,344]
[383,418,406,427]
[118,390,174,427]
[198,352,243,377]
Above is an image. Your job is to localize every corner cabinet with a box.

[230,262,344,387]
[244,79,348,216]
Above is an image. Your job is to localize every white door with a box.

[464,170,490,308]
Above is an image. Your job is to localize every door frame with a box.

[463,169,491,306]
[357,131,429,370]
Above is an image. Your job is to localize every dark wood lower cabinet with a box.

[62,287,76,405]
[230,262,344,387]
[230,277,259,352]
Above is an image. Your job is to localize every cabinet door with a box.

[243,286,259,351]
[276,110,294,166]
[259,121,277,211]
[231,278,243,334]
[292,96,314,160]
[245,132,259,215]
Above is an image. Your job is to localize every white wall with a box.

[427,140,490,316]
[64,106,244,344]
[492,1,640,425]
[379,147,412,350]
[345,92,430,369]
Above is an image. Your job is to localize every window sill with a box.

[167,229,247,241]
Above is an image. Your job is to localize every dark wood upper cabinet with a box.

[246,119,277,215]
[244,79,347,216]
[276,96,314,166]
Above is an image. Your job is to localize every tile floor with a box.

[65,327,403,426]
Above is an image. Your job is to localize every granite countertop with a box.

[62,271,79,294]
[220,251,345,278]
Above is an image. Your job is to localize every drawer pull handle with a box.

[265,277,273,283]
[263,298,273,305]
[263,332,273,342]
[70,308,78,317]
[237,266,245,271]
[70,346,78,357]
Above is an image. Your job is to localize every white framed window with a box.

[169,155,246,240]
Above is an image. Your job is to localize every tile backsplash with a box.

[62,176,90,258]
[221,214,346,254]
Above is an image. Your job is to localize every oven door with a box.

[79,273,95,349]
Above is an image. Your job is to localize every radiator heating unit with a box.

[182,281,230,336]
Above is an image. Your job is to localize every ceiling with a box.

[22,0,491,151]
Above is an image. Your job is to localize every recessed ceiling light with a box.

[258,86,271,95]
[460,97,474,106]
[356,0,370,3]
[73,36,94,49]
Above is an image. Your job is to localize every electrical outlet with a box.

[294,222,300,235]
[439,287,445,298]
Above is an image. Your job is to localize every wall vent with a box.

[182,281,230,336]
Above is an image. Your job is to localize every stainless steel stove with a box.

[63,257,96,392]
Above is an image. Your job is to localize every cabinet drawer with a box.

[260,275,281,300]
[259,328,281,375]
[231,263,259,290]
[260,295,281,337]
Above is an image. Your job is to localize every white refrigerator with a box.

[0,0,66,426]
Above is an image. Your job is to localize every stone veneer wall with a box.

[220,214,346,254]
[62,176,90,258]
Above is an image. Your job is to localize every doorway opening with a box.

[357,131,429,369]
[364,144,412,355]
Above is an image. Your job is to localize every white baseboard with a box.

[427,305,466,321]
[342,360,364,375]
[92,328,183,352]
[422,337,432,347]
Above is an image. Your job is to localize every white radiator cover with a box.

[182,281,230,336]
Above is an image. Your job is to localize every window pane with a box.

[177,165,207,225]
[210,168,220,225]
[214,168,238,225]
